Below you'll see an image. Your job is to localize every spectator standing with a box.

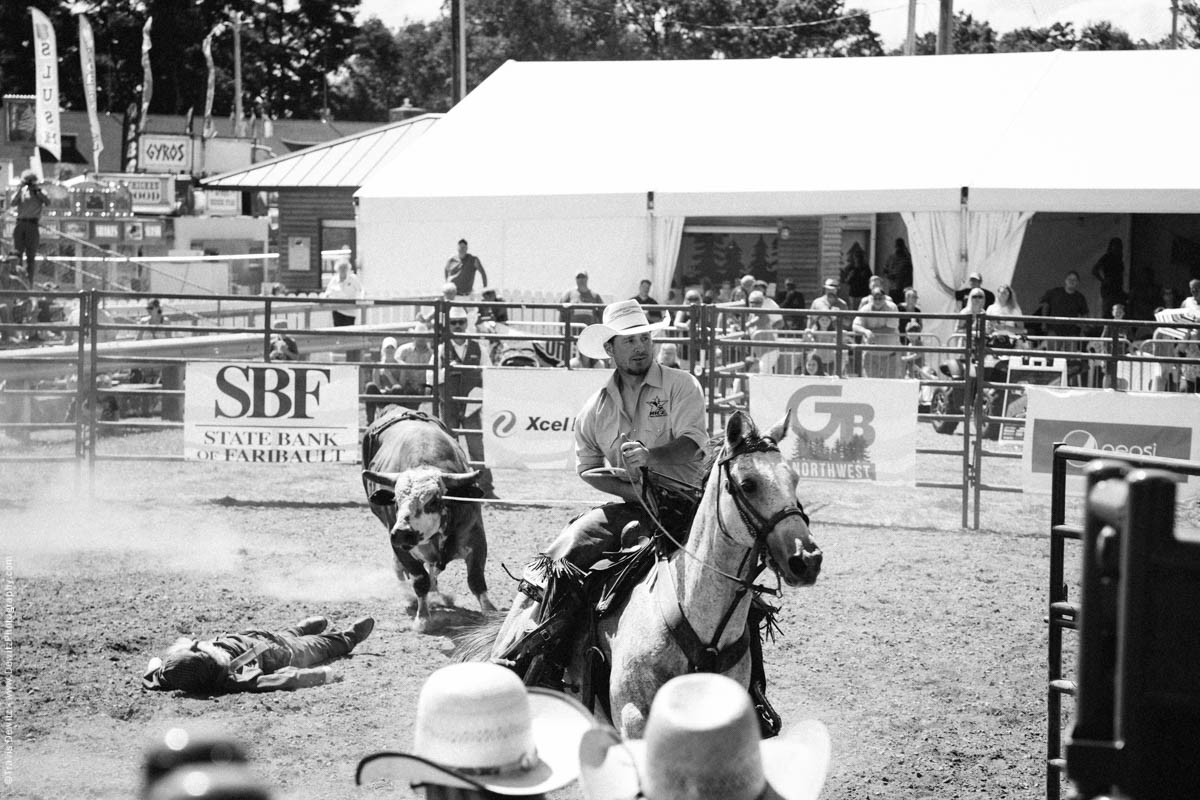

[852,289,901,378]
[417,282,459,326]
[321,259,363,327]
[857,275,887,308]
[630,278,663,323]
[443,306,496,498]
[268,321,299,362]
[10,170,49,285]
[444,238,488,296]
[656,341,681,368]
[882,238,913,305]
[808,277,848,336]
[839,243,872,306]
[476,287,508,324]
[563,271,604,368]
[1091,237,1126,319]
[985,284,1025,341]
[954,272,996,309]
[957,288,988,334]
[141,615,374,694]
[1036,270,1090,338]
[775,278,806,329]
[898,286,922,344]
[672,288,704,368]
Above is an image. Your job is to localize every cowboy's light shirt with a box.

[575,362,707,486]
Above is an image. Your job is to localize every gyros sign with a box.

[1029,418,1192,474]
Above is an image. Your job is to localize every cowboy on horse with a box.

[488,299,807,735]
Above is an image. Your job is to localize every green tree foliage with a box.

[911,12,998,54]
[998,21,1078,52]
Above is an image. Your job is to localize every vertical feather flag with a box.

[78,14,103,168]
[202,27,218,139]
[138,16,153,135]
[30,7,62,161]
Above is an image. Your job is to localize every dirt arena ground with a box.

[2,428,1083,799]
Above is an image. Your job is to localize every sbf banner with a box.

[184,362,359,463]
[749,376,919,484]
[30,8,61,161]
[1023,387,1200,500]
[482,368,606,469]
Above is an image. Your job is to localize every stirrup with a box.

[750,680,782,739]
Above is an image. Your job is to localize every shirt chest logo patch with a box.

[646,396,667,418]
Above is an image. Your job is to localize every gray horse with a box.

[459,410,822,737]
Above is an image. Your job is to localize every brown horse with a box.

[458,410,822,737]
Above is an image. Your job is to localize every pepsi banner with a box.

[482,368,607,469]
[748,376,919,484]
[184,362,360,463]
[1023,388,1200,500]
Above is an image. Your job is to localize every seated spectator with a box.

[364,337,403,424]
[985,284,1025,343]
[417,283,460,326]
[142,615,374,694]
[730,273,755,304]
[476,287,508,324]
[858,275,887,309]
[268,321,299,362]
[396,325,435,408]
[802,352,826,376]
[852,289,901,378]
[1184,279,1200,312]
[355,662,594,799]
[657,341,681,369]
[957,288,988,334]
[137,298,167,341]
[1157,286,1180,313]
[577,673,829,800]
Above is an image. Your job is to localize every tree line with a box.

[2,0,1198,124]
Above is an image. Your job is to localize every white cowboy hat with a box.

[355,662,595,796]
[578,673,830,800]
[577,299,670,360]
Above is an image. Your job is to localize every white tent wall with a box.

[357,194,649,297]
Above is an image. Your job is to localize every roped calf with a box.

[361,409,496,633]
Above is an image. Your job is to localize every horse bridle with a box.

[639,433,810,593]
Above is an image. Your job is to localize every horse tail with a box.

[448,613,506,662]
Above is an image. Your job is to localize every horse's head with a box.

[717,410,822,587]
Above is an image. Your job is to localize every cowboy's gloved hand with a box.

[619,439,650,471]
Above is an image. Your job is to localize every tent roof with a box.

[202,114,441,190]
[356,51,1200,214]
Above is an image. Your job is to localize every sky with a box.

[356,0,1176,49]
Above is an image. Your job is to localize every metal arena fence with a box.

[2,291,1198,527]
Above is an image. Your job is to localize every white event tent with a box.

[356,49,1200,332]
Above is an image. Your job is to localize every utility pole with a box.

[1170,0,1180,49]
[936,0,954,55]
[450,0,467,105]
[232,13,245,136]
[904,0,918,55]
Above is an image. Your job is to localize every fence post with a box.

[74,291,87,461]
[971,314,986,529]
[262,297,273,361]
[562,304,573,370]
[86,289,99,493]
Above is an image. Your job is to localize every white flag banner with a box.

[202,27,218,139]
[749,375,919,484]
[78,14,103,164]
[184,362,360,463]
[30,8,61,161]
[481,367,607,469]
[1022,387,1200,501]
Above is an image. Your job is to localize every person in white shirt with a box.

[1183,279,1200,312]
[321,259,364,327]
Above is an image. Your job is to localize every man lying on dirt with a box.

[142,615,374,694]
[490,300,785,733]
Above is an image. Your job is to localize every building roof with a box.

[201,114,441,190]
[0,97,381,175]
[357,49,1200,215]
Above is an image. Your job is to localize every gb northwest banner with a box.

[749,376,919,484]
[184,362,359,463]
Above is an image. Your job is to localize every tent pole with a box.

[959,186,969,285]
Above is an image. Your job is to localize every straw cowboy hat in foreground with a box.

[355,662,595,796]
[579,673,831,800]
[577,299,671,361]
